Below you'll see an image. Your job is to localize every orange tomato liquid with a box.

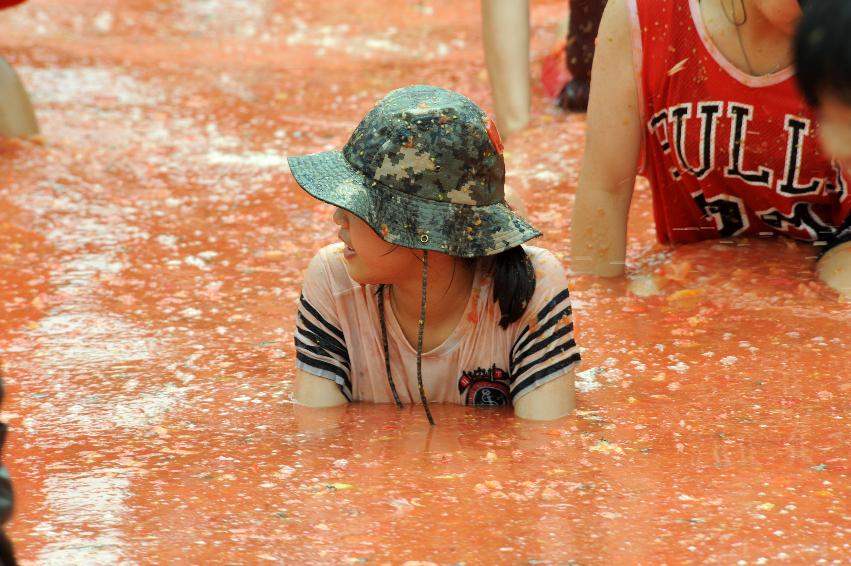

[1,1,848,564]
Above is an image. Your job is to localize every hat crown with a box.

[342,85,505,206]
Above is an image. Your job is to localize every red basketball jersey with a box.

[629,0,851,244]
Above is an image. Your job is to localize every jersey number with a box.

[692,192,748,237]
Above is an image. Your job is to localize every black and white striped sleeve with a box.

[294,253,352,401]
[509,286,581,402]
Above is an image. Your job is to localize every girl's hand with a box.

[816,241,851,299]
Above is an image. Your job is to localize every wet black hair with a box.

[492,245,536,329]
[794,0,851,107]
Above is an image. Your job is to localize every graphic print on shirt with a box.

[670,101,721,180]
[757,201,832,240]
[690,191,749,237]
[777,116,824,197]
[457,365,510,406]
[647,101,829,238]
[723,103,772,188]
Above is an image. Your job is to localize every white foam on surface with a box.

[575,367,604,393]
[20,67,161,106]
[105,386,187,429]
[205,149,290,169]
[37,472,135,566]
[29,310,155,367]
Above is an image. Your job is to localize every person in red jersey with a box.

[570,0,851,298]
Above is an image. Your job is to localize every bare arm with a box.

[294,369,348,408]
[513,372,575,421]
[816,242,851,298]
[570,0,643,276]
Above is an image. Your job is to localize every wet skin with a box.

[0,1,849,564]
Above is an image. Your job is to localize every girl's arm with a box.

[513,371,575,421]
[294,369,348,408]
[570,0,643,276]
[294,248,353,407]
[508,249,581,421]
[816,242,851,298]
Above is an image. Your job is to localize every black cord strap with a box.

[375,252,436,425]
[377,284,404,409]
[417,251,435,425]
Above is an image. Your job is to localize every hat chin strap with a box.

[378,250,435,425]
[415,251,435,425]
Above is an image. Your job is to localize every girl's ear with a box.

[332,208,347,225]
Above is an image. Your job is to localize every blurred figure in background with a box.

[558,0,607,111]
[481,0,531,136]
[0,363,17,566]
[571,0,851,298]
[0,0,39,138]
[795,0,851,295]
[482,0,606,136]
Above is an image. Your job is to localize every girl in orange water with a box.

[571,0,851,298]
[287,85,580,423]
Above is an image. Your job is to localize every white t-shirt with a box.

[295,243,580,406]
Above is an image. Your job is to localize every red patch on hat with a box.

[486,119,504,155]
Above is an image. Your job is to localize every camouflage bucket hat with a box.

[287,84,541,258]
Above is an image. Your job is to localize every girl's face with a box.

[333,208,421,284]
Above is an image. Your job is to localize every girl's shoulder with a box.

[522,245,569,286]
[475,245,568,303]
[508,245,572,329]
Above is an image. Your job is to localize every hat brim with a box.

[287,150,541,258]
